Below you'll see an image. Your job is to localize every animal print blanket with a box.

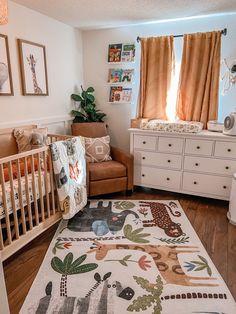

[50,137,87,219]
[21,200,236,314]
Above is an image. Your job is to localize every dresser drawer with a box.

[158,137,184,154]
[182,172,231,198]
[133,135,157,150]
[134,166,181,190]
[185,139,213,156]
[214,141,236,159]
[134,151,182,169]
[184,156,236,176]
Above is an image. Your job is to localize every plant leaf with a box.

[86,87,95,93]
[51,256,65,274]
[70,263,98,274]
[123,255,132,261]
[70,254,87,269]
[198,255,208,264]
[206,266,212,277]
[127,294,154,311]
[123,224,132,237]
[119,260,128,266]
[133,276,155,293]
[63,253,74,273]
[194,265,207,271]
[71,94,82,102]
[131,227,145,235]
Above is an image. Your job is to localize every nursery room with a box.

[0,0,236,313]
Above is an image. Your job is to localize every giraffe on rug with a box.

[87,241,218,287]
[27,54,43,94]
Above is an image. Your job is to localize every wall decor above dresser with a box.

[130,128,236,200]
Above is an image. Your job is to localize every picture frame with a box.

[18,39,49,96]
[0,34,13,96]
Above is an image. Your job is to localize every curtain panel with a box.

[138,36,174,120]
[176,31,221,128]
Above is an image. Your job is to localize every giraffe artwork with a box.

[87,241,218,287]
[26,54,43,94]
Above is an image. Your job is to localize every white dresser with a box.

[129,128,236,200]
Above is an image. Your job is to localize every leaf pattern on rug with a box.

[124,224,151,243]
[127,275,164,314]
[52,239,72,254]
[51,253,98,296]
[184,255,212,277]
[156,236,190,244]
[114,201,136,210]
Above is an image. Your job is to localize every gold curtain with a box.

[176,31,221,128]
[138,36,174,120]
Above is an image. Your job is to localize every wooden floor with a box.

[3,187,236,313]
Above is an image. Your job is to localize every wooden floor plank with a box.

[3,188,236,312]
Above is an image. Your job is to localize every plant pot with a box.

[71,122,107,138]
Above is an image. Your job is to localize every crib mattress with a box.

[140,119,203,133]
[0,171,51,219]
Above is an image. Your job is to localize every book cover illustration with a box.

[109,86,132,103]
[122,88,132,102]
[121,43,135,62]
[108,44,122,62]
[109,86,123,102]
[121,69,134,83]
[108,69,123,83]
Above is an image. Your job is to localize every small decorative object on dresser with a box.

[130,127,236,200]
[0,34,13,96]
[18,39,48,96]
[223,109,236,136]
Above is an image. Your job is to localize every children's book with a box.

[109,86,123,102]
[122,88,132,102]
[108,44,122,62]
[108,69,123,83]
[121,43,135,62]
[121,69,134,83]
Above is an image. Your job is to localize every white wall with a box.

[0,1,83,132]
[82,14,236,151]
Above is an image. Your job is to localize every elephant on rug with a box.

[67,201,140,236]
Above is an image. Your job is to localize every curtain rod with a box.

[136,28,227,43]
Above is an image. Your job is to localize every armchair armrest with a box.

[110,146,133,190]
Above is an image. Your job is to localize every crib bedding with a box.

[0,171,51,219]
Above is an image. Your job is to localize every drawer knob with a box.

[142,174,145,177]
[225,166,229,170]
[168,144,172,147]
[223,185,227,189]
[167,160,171,163]
[166,177,170,181]
[227,148,231,152]
[195,163,199,166]
[142,157,146,160]
[194,181,197,185]
[196,146,200,149]
[143,141,146,144]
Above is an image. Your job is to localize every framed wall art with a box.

[18,39,49,96]
[0,34,13,96]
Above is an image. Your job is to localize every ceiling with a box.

[11,0,236,30]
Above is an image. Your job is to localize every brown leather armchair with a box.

[71,123,133,196]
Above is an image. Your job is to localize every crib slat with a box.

[0,164,12,245]
[23,157,33,230]
[16,159,27,234]
[8,161,20,240]
[30,155,39,226]
[36,153,45,222]
[48,152,55,215]
[0,220,4,250]
[43,151,50,218]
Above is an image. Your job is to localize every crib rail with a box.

[0,134,74,261]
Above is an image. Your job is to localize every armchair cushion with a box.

[88,160,126,181]
[84,135,112,163]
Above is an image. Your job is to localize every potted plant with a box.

[71,86,107,136]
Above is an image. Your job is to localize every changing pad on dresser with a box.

[140,119,203,133]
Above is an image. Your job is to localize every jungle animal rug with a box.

[21,200,236,314]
